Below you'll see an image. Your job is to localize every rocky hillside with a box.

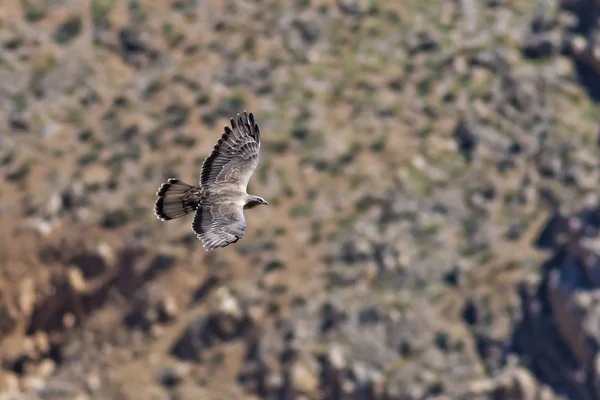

[1,0,600,399]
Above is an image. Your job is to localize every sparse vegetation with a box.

[1,0,600,398]
[54,15,82,45]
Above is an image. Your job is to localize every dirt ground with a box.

[1,0,600,399]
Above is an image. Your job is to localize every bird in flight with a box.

[154,111,268,250]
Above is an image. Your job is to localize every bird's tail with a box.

[154,178,199,221]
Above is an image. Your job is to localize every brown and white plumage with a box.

[154,111,267,250]
[200,112,261,190]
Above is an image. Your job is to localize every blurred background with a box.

[1,0,600,399]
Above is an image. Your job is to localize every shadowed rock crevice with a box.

[512,203,600,399]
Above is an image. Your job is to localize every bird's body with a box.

[154,111,267,250]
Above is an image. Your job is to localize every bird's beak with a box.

[262,199,268,205]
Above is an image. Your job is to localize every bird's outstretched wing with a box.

[192,199,247,250]
[199,111,261,191]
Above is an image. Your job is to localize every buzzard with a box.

[154,111,267,250]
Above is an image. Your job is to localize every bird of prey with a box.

[154,111,268,250]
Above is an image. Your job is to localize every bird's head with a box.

[244,196,268,209]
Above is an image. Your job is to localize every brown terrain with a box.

[1,0,600,399]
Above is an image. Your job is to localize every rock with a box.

[442,265,463,287]
[409,31,439,53]
[30,217,56,237]
[372,243,400,272]
[33,332,50,357]
[513,199,600,398]
[63,313,76,329]
[470,367,539,399]
[45,192,63,218]
[60,183,87,211]
[156,295,178,322]
[9,112,29,132]
[96,243,116,267]
[123,287,156,331]
[547,267,593,367]
[170,318,210,362]
[85,373,101,392]
[328,344,347,370]
[119,27,146,55]
[21,376,45,392]
[213,286,243,321]
[67,267,87,293]
[0,297,18,338]
[462,298,480,326]
[510,367,539,400]
[155,364,189,388]
[469,377,496,395]
[18,278,36,316]
[454,117,478,161]
[293,19,320,45]
[172,288,254,361]
[33,358,56,378]
[0,370,19,391]
[319,302,347,333]
[357,305,381,326]
[291,355,320,394]
[522,32,559,59]
[534,211,568,249]
[337,0,370,15]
